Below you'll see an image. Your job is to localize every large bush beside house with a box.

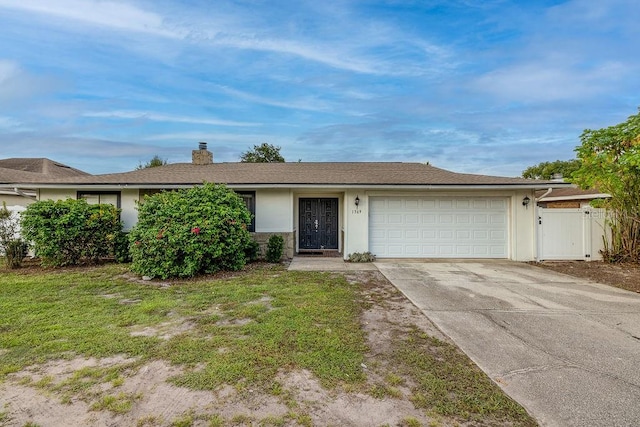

[20,199,123,266]
[129,183,252,279]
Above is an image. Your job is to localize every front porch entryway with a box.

[298,198,339,251]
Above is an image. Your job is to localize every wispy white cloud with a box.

[83,110,260,127]
[213,85,334,113]
[0,0,181,38]
[0,0,453,76]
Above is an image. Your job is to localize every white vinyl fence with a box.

[537,207,609,261]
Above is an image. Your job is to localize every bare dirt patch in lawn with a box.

[0,268,533,427]
[535,261,640,293]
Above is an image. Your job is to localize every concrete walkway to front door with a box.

[375,260,640,427]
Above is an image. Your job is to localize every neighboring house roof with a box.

[0,158,91,198]
[1,162,570,189]
[0,158,90,178]
[536,187,610,202]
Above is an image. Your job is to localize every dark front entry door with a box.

[299,198,339,250]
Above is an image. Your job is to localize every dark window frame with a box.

[236,191,256,232]
[77,191,121,208]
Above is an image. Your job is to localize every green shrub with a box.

[244,239,261,262]
[348,251,376,262]
[5,239,27,268]
[266,234,284,263]
[114,231,132,263]
[20,199,123,266]
[129,183,252,278]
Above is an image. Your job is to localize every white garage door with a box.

[369,196,509,258]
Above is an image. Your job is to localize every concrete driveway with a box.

[375,260,640,427]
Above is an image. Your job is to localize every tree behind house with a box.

[240,143,285,163]
[136,155,168,170]
[522,159,581,180]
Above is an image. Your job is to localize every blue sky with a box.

[0,0,638,176]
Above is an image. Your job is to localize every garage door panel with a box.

[405,214,419,224]
[422,230,437,239]
[388,214,403,224]
[388,229,403,239]
[369,196,508,259]
[439,214,454,223]
[491,199,506,209]
[456,200,470,209]
[456,214,471,224]
[456,230,471,239]
[405,229,419,239]
[405,200,419,209]
[456,246,472,255]
[388,199,403,209]
[422,214,437,223]
[422,200,437,209]
[474,230,489,240]
[490,214,506,224]
[474,214,488,224]
[439,200,453,209]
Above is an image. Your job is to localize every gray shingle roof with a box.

[2,161,566,187]
[0,158,90,182]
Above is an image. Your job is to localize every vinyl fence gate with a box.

[537,207,608,261]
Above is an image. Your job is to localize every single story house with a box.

[3,144,571,261]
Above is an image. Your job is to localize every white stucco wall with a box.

[343,189,369,257]
[511,189,537,261]
[120,189,139,231]
[255,189,293,232]
[0,194,35,207]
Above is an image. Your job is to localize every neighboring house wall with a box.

[542,200,581,208]
[1,194,35,207]
[539,200,599,209]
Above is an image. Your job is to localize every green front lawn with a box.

[0,264,366,390]
[0,264,536,426]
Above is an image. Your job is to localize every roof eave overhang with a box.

[6,182,574,191]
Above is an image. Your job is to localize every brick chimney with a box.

[192,142,213,165]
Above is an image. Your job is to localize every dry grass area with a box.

[535,261,640,293]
